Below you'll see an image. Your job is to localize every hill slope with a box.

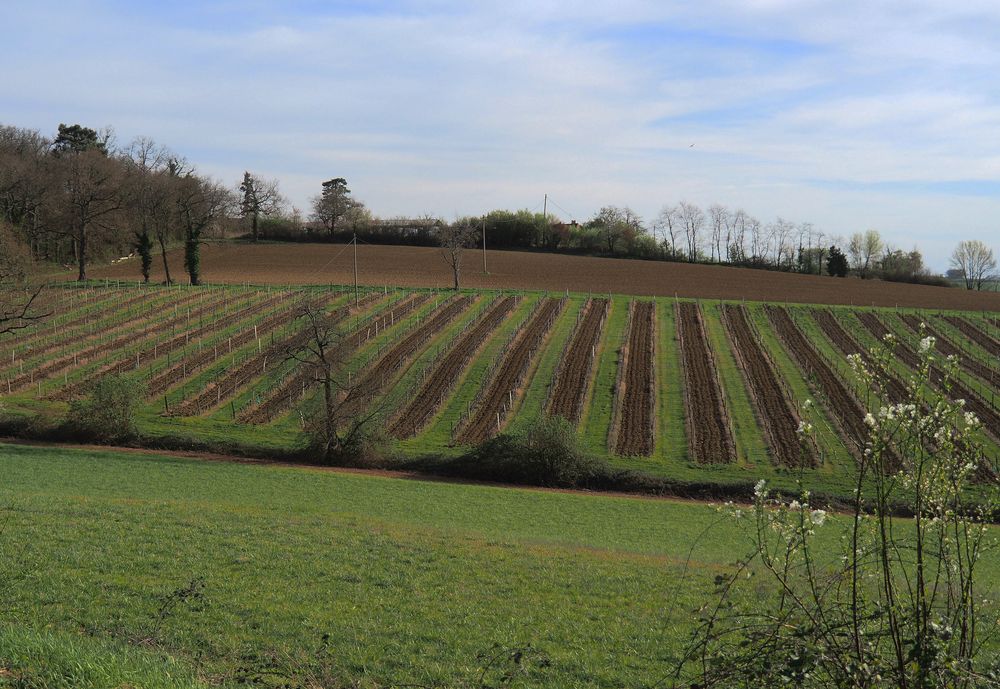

[85,241,1000,311]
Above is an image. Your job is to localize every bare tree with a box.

[950,240,997,290]
[728,209,749,263]
[848,229,884,278]
[679,201,705,261]
[53,148,124,281]
[747,215,765,263]
[0,221,46,335]
[438,219,479,290]
[123,138,176,283]
[239,172,284,242]
[708,204,728,263]
[656,204,682,258]
[174,174,235,285]
[286,300,383,463]
[769,217,796,270]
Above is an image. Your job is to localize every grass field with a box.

[0,442,754,687]
[1,441,991,688]
[2,443,998,687]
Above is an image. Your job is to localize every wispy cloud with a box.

[2,0,999,269]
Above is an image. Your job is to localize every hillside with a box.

[84,241,1000,311]
[5,283,999,500]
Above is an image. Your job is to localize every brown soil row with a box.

[5,291,212,392]
[3,289,193,375]
[49,291,298,401]
[720,305,812,468]
[169,296,359,416]
[942,316,1000,358]
[546,298,609,424]
[900,315,1000,388]
[767,306,886,464]
[147,297,325,401]
[897,315,1000,441]
[855,312,922,370]
[676,302,736,464]
[7,288,159,353]
[457,298,565,445]
[344,296,474,408]
[89,242,1000,311]
[238,293,433,425]
[811,310,908,404]
[613,301,655,457]
[389,296,520,439]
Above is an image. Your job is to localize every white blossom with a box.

[919,335,935,353]
[810,509,827,526]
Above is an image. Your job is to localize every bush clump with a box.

[66,374,142,443]
[455,416,607,488]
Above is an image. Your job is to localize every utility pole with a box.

[482,217,488,275]
[543,193,547,221]
[353,232,359,305]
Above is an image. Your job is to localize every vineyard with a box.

[4,281,1000,490]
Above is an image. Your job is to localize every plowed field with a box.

[811,309,908,404]
[676,302,735,464]
[721,305,810,468]
[390,296,519,438]
[87,242,1000,311]
[612,301,655,457]
[457,298,564,444]
[546,298,608,424]
[767,306,875,461]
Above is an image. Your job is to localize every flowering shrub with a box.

[674,324,999,688]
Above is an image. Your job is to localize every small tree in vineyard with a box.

[673,329,999,688]
[287,300,386,464]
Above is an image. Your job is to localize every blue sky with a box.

[3,0,999,270]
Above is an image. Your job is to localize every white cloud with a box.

[2,0,999,269]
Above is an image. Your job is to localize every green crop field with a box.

[3,442,996,687]
[3,282,1000,500]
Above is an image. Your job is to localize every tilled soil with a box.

[901,315,1000,388]
[897,314,1000,441]
[720,304,810,468]
[767,305,877,461]
[6,291,209,391]
[146,298,312,400]
[339,295,475,414]
[169,293,364,416]
[943,316,1000,358]
[6,288,163,356]
[87,243,1000,311]
[49,291,297,401]
[240,293,433,425]
[613,301,655,457]
[457,298,564,444]
[856,312,922,369]
[389,296,519,439]
[546,298,608,424]
[676,302,735,464]
[811,309,908,404]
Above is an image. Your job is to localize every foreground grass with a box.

[0,442,738,687]
[2,443,998,687]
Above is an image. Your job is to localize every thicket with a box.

[65,374,142,442]
[673,329,1000,688]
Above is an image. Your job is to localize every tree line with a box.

[1,122,996,290]
[0,123,239,285]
